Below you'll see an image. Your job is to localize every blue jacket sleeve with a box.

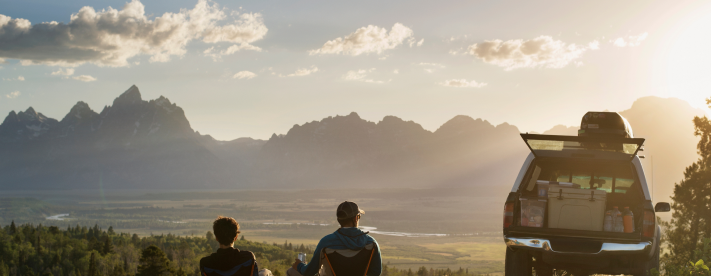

[252,261,259,276]
[367,240,382,276]
[298,241,325,276]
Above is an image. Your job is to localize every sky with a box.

[1,0,711,140]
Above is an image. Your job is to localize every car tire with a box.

[505,247,532,276]
[634,237,660,276]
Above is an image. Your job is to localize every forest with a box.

[0,221,492,276]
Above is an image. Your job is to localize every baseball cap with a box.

[336,201,365,219]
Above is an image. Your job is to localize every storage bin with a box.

[547,187,607,231]
[520,197,547,228]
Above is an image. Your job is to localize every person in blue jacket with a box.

[287,201,382,276]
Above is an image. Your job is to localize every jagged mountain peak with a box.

[113,85,143,106]
[61,101,98,124]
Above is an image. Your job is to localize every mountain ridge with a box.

[0,87,702,198]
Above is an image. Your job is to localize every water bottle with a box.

[612,206,624,232]
[623,207,635,233]
[603,210,613,232]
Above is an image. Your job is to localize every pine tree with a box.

[136,245,173,276]
[240,235,245,241]
[662,98,711,266]
[88,252,97,276]
[9,221,15,235]
[107,226,115,236]
[175,267,187,276]
[103,236,114,256]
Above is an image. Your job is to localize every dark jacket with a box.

[200,247,259,276]
[297,227,382,276]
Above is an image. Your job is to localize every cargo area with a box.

[512,157,645,241]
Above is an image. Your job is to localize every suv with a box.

[503,112,671,276]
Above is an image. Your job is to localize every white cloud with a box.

[417,38,424,47]
[468,36,596,70]
[393,69,399,74]
[440,79,487,88]
[309,23,414,56]
[5,91,20,98]
[0,58,6,64]
[283,66,318,77]
[2,76,24,81]
[612,33,648,47]
[51,68,75,76]
[588,40,600,50]
[72,75,97,82]
[0,0,268,67]
[417,62,445,73]
[342,68,387,83]
[232,70,256,79]
[204,42,263,61]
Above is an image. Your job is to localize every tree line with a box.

[0,222,494,276]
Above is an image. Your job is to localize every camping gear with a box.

[319,243,377,276]
[548,186,607,231]
[520,197,546,228]
[578,111,634,138]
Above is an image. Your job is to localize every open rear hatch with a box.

[521,134,644,161]
[509,134,647,243]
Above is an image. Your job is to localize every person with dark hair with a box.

[200,216,259,276]
[287,201,382,276]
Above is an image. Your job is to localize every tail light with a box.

[504,202,515,229]
[643,210,655,238]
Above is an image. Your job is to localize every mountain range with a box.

[0,85,704,200]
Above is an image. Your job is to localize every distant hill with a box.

[0,86,703,196]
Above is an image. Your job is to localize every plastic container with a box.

[623,207,635,233]
[548,186,607,231]
[537,182,549,198]
[613,206,624,232]
[603,210,613,232]
[520,197,547,228]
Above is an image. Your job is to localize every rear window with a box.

[523,160,637,194]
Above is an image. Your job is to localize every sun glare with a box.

[666,10,711,109]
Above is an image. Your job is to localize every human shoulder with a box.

[239,250,256,260]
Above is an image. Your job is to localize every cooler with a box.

[547,187,607,231]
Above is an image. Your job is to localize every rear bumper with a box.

[505,236,651,255]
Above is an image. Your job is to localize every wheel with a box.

[634,244,659,276]
[634,236,660,276]
[505,247,532,276]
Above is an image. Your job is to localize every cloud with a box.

[440,79,487,88]
[204,42,263,61]
[51,68,75,76]
[612,33,648,47]
[0,58,6,64]
[0,0,268,67]
[342,68,387,83]
[72,75,97,82]
[467,36,595,70]
[5,91,20,98]
[282,66,318,77]
[2,76,24,81]
[417,62,445,73]
[309,23,414,56]
[232,70,256,79]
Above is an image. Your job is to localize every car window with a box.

[532,161,634,194]
[613,168,635,194]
